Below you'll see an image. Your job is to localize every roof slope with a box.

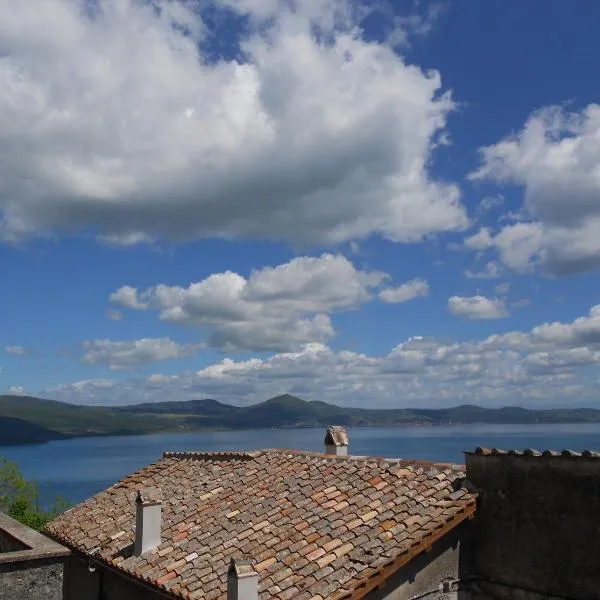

[46,450,475,600]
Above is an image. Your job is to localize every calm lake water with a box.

[2,424,600,508]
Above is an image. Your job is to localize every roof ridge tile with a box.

[162,451,262,461]
[468,447,599,458]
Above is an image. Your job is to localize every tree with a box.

[0,457,69,530]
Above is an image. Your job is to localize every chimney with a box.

[228,557,258,600]
[134,488,162,555]
[325,425,348,457]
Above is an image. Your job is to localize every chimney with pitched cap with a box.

[134,488,162,555]
[325,425,348,456]
[228,557,258,600]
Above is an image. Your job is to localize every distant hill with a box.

[0,395,171,442]
[2,393,600,446]
[0,416,68,445]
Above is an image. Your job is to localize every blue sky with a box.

[1,0,600,408]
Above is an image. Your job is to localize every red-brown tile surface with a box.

[46,450,475,600]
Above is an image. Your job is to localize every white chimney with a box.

[134,488,162,555]
[325,425,349,457]
[228,557,258,600]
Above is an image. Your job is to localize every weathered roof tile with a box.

[469,447,600,458]
[46,449,475,600]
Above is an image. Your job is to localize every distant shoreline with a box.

[3,419,600,448]
[3,393,600,447]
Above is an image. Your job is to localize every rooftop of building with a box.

[45,447,475,600]
[467,447,600,458]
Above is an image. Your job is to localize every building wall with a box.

[64,553,174,600]
[0,528,28,552]
[466,579,567,600]
[0,512,70,600]
[367,522,473,600]
[0,557,65,600]
[466,453,600,600]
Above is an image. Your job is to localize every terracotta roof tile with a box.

[46,449,474,600]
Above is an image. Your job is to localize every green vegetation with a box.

[0,457,69,530]
[0,395,172,440]
[2,393,600,446]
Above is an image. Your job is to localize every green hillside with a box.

[2,393,600,446]
[0,395,174,438]
[0,417,68,445]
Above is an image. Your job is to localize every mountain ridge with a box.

[1,393,600,446]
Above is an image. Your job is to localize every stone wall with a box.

[0,512,70,600]
[465,451,600,600]
[0,558,65,600]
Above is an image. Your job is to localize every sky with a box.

[1,0,600,409]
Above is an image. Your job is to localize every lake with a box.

[2,423,600,508]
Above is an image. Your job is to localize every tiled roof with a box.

[467,447,600,458]
[46,449,475,600]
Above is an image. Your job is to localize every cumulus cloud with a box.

[447,295,508,320]
[81,338,202,369]
[110,254,387,352]
[523,348,600,374]
[378,278,429,303]
[464,228,494,252]
[46,304,600,407]
[0,0,467,248]
[4,346,30,356]
[106,309,123,321]
[470,104,600,274]
[108,286,145,309]
[464,260,502,279]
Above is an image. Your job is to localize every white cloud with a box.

[523,348,600,375]
[0,0,467,247]
[385,2,448,48]
[464,260,502,279]
[447,295,508,320]
[529,305,600,349]
[476,195,504,215]
[470,104,600,274]
[109,286,146,310]
[462,223,544,273]
[378,278,429,303]
[4,346,30,356]
[46,303,600,407]
[81,338,202,369]
[106,309,123,321]
[492,222,544,272]
[98,232,154,247]
[7,385,24,395]
[464,227,494,251]
[481,305,600,354]
[110,253,387,352]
